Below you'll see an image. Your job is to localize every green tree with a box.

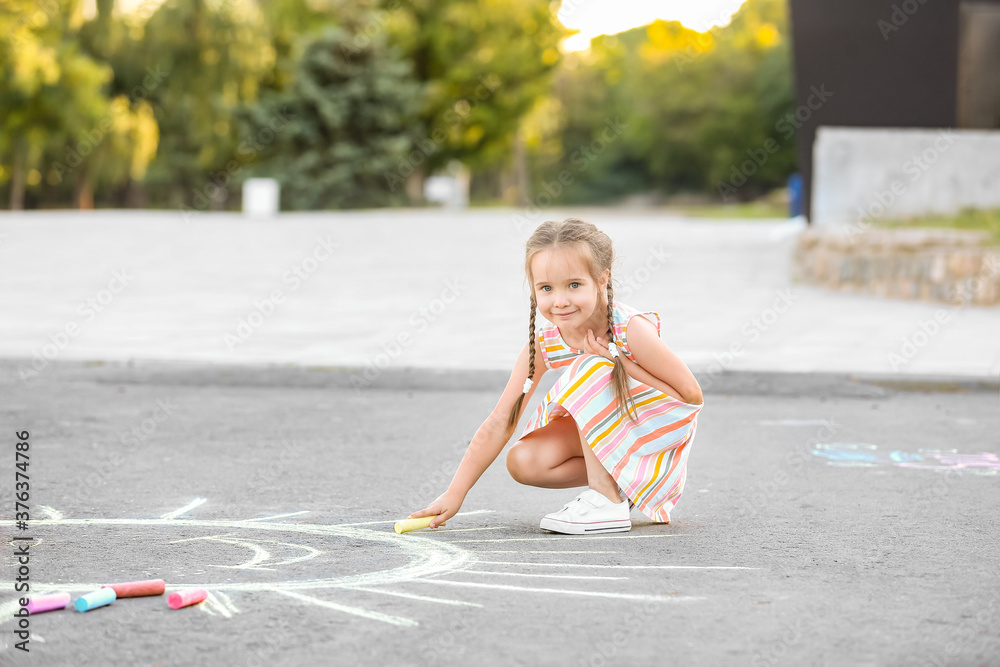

[125,0,276,210]
[381,0,565,195]
[254,0,338,95]
[0,0,113,209]
[242,26,424,209]
[536,0,795,203]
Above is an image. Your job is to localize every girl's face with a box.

[530,247,608,327]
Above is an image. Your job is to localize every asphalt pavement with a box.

[1,359,998,666]
[2,208,997,665]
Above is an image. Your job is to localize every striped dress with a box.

[520,300,703,524]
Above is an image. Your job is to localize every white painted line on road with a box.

[170,533,235,544]
[415,580,703,603]
[206,538,272,569]
[263,540,322,567]
[758,419,832,426]
[476,561,756,570]
[161,498,207,520]
[420,527,506,533]
[204,592,233,618]
[184,536,321,570]
[248,511,310,521]
[450,534,685,543]
[0,516,475,593]
[333,509,495,528]
[448,570,627,580]
[37,506,64,521]
[214,590,240,615]
[0,600,22,625]
[341,586,483,608]
[478,550,617,554]
[269,588,419,627]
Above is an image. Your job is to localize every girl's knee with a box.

[506,441,534,484]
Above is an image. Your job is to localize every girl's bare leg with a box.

[575,419,623,503]
[506,411,622,502]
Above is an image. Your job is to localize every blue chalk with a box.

[74,587,116,612]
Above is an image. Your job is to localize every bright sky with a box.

[107,0,750,52]
[558,0,750,51]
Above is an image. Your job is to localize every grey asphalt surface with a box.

[1,360,998,666]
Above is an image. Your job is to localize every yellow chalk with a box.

[394,516,438,534]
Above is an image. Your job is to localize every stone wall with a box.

[792,227,1000,306]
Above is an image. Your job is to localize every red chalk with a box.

[168,588,208,609]
[103,579,166,598]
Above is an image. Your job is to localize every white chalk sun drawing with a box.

[1,498,756,628]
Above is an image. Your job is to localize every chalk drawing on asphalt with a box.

[813,443,1000,474]
[0,498,758,627]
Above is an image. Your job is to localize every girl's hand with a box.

[409,489,465,529]
[583,329,616,361]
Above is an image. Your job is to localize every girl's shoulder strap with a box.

[612,300,662,363]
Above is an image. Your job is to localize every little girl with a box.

[409,218,704,534]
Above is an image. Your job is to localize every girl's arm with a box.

[583,319,703,405]
[617,348,702,405]
[408,336,546,527]
[617,316,703,404]
[452,335,548,489]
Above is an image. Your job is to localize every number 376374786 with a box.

[15,431,30,526]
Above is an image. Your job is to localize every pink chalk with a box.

[168,588,208,609]
[27,593,71,614]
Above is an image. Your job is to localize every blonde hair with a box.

[506,218,640,433]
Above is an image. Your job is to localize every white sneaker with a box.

[539,488,632,534]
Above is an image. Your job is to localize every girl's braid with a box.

[607,281,639,423]
[527,293,537,382]
[605,282,615,343]
[505,293,538,433]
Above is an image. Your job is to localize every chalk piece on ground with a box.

[103,579,166,598]
[168,589,208,609]
[394,516,440,534]
[75,588,116,613]
[27,593,71,614]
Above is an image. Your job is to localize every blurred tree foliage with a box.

[240,25,424,209]
[122,0,277,210]
[382,0,566,175]
[0,0,156,209]
[0,0,796,210]
[528,0,796,204]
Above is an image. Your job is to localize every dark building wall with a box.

[787,0,980,221]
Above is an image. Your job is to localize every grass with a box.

[677,201,789,219]
[870,207,1000,245]
[467,197,791,220]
